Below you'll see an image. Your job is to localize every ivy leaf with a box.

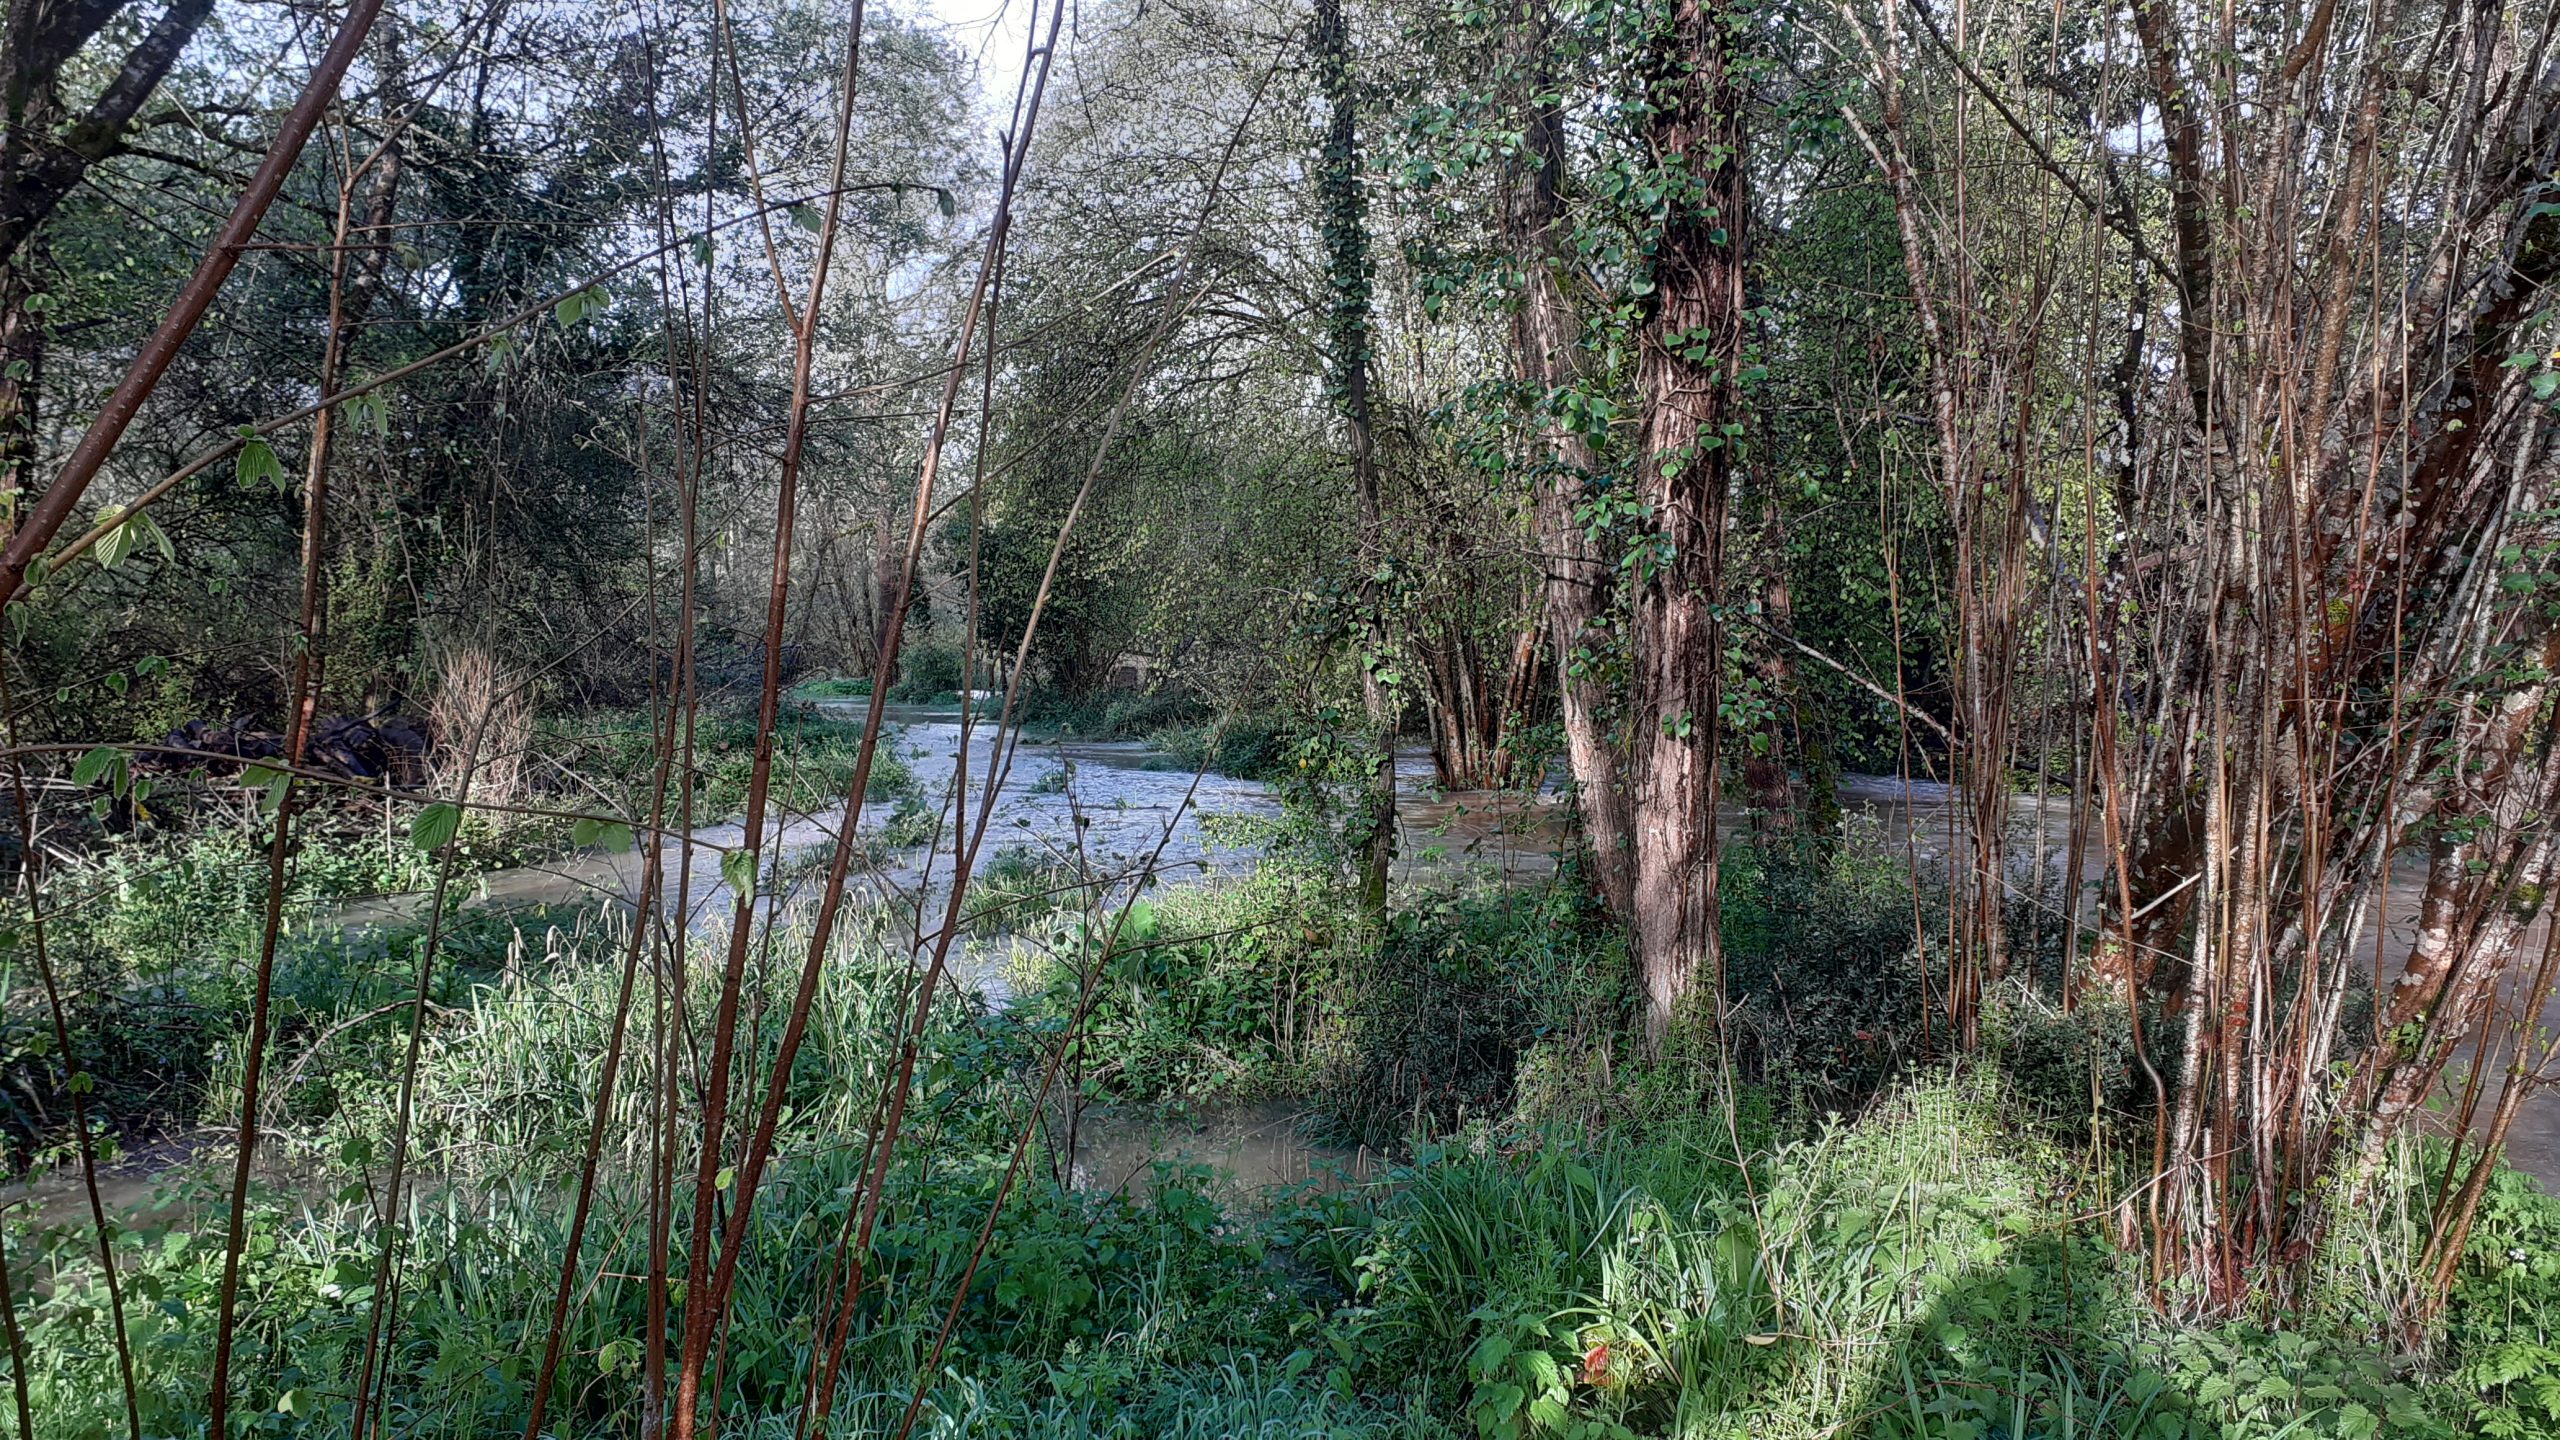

[720,847,758,904]
[571,817,635,852]
[409,801,463,852]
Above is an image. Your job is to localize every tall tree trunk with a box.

[1742,491,1796,836]
[1626,0,1744,1042]
[0,236,42,540]
[1314,0,1394,914]
[1504,5,1634,921]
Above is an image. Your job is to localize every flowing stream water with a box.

[17,704,2555,1225]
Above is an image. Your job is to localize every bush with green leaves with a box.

[1012,864,1361,1101]
[2442,1156,2560,1439]
[0,815,568,1164]
[548,708,921,821]
[4,855,2552,1440]
[1321,880,1626,1146]
[890,631,973,701]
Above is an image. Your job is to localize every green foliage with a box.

[1014,865,1360,1101]
[965,846,1087,935]
[793,675,877,699]
[550,708,922,822]
[0,842,2543,1440]
[0,812,562,1163]
[890,630,971,701]
[1324,881,1626,1145]
[2446,1161,2560,1438]
[1715,822,1943,1113]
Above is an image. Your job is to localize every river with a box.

[16,704,2554,1223]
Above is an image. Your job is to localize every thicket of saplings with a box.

[4,708,2557,1440]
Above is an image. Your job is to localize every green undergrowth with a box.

[5,868,2558,1438]
[792,675,875,699]
[1013,688,1294,780]
[0,817,579,1164]
[1005,862,1362,1101]
[17,1050,2545,1438]
[544,707,923,822]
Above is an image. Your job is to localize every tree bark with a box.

[1504,7,1633,921]
[1314,0,1395,914]
[1626,0,1744,1041]
[0,0,216,265]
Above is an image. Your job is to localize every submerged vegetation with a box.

[0,0,2553,1434]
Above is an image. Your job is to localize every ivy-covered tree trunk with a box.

[1626,0,1744,1042]
[1504,5,1635,923]
[1313,0,1394,915]
[0,238,42,538]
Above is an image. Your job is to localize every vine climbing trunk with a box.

[1314,0,1394,914]
[1626,0,1744,1042]
[1503,1,1633,922]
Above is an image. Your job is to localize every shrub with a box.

[1012,865,1358,1101]
[890,631,971,701]
[1321,880,1625,1146]
[1717,821,1945,1116]
[2443,1158,2560,1438]
[794,675,874,699]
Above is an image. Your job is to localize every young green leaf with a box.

[720,847,758,903]
[93,506,134,569]
[235,437,286,493]
[71,745,121,786]
[570,816,636,852]
[410,801,463,852]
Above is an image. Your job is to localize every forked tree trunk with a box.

[1418,594,1543,791]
